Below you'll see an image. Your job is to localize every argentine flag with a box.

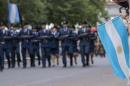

[8,3,20,24]
[97,17,130,82]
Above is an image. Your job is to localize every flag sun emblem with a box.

[117,46,122,54]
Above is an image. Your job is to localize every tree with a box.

[19,0,47,24]
[0,0,8,23]
[45,0,107,25]
[85,0,107,25]
[45,0,89,24]
[0,0,107,25]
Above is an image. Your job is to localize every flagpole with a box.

[7,0,10,29]
[17,1,23,29]
[128,0,130,86]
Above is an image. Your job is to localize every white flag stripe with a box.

[12,5,16,22]
[105,20,129,79]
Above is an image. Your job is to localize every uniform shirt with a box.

[69,29,78,45]
[19,28,33,48]
[4,29,12,42]
[89,30,97,49]
[78,28,90,45]
[78,28,90,40]
[0,28,5,43]
[59,27,72,46]
[10,29,20,44]
[50,31,59,48]
[31,31,39,43]
[19,28,32,41]
[38,29,52,48]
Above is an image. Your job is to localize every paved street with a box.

[0,57,126,86]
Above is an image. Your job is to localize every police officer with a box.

[59,21,73,67]
[50,26,59,67]
[10,26,21,68]
[19,24,34,68]
[89,26,97,64]
[39,23,52,68]
[70,27,79,65]
[0,25,5,71]
[31,26,41,66]
[78,22,91,67]
[3,26,12,68]
[15,28,22,67]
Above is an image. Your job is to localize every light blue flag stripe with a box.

[112,17,129,68]
[97,21,126,80]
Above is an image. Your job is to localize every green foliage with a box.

[0,1,7,23]
[0,0,107,25]
[85,0,107,25]
[45,0,87,24]
[45,0,107,25]
[19,0,47,24]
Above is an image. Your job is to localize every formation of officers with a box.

[0,21,97,72]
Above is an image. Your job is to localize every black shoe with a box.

[75,62,77,65]
[38,62,41,66]
[70,63,73,67]
[82,64,86,67]
[91,60,94,64]
[18,63,20,67]
[52,65,55,67]
[31,65,35,67]
[57,62,59,66]
[42,65,46,68]
[23,66,26,69]
[86,63,90,66]
[63,64,67,68]
[8,65,11,69]
[0,67,3,72]
[12,65,15,68]
[48,65,51,68]
[70,65,73,67]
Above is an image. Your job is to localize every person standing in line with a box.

[78,22,91,67]
[59,21,73,67]
[19,24,34,68]
[39,23,52,68]
[31,26,41,66]
[50,26,60,67]
[0,25,5,71]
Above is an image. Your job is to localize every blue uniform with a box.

[89,31,97,64]
[19,28,33,68]
[59,27,72,67]
[89,31,96,53]
[0,28,5,71]
[31,31,41,66]
[10,29,21,68]
[69,29,78,54]
[39,29,52,68]
[78,28,90,67]
[69,29,78,65]
[50,31,59,55]
[3,29,12,68]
